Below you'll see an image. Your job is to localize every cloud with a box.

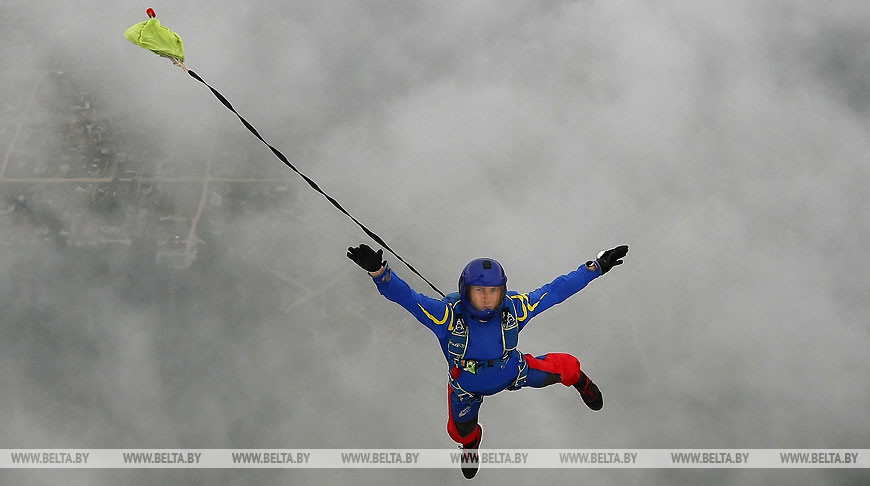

[1,1,868,484]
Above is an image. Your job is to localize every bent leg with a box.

[523,353,582,387]
[521,353,603,410]
[446,386,483,446]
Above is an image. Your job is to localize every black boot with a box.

[574,371,603,411]
[460,424,483,479]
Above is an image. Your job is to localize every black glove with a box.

[596,245,629,275]
[347,244,385,272]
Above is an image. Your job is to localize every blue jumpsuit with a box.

[371,262,601,445]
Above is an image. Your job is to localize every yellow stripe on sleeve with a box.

[418,303,450,326]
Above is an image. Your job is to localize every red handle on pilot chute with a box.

[146,8,156,18]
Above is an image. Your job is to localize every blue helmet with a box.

[458,258,507,321]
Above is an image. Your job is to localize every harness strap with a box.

[457,358,502,368]
[448,301,518,361]
[507,357,530,391]
[448,372,478,402]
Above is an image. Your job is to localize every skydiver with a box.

[347,243,629,479]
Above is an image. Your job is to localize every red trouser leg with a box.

[523,353,582,386]
[446,386,481,446]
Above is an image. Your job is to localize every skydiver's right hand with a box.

[347,244,385,273]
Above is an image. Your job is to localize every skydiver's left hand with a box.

[596,245,629,275]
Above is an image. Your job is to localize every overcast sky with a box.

[1,1,868,484]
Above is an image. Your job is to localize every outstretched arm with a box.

[514,245,629,329]
[347,244,452,338]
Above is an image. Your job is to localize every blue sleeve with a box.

[510,262,602,331]
[371,266,453,340]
